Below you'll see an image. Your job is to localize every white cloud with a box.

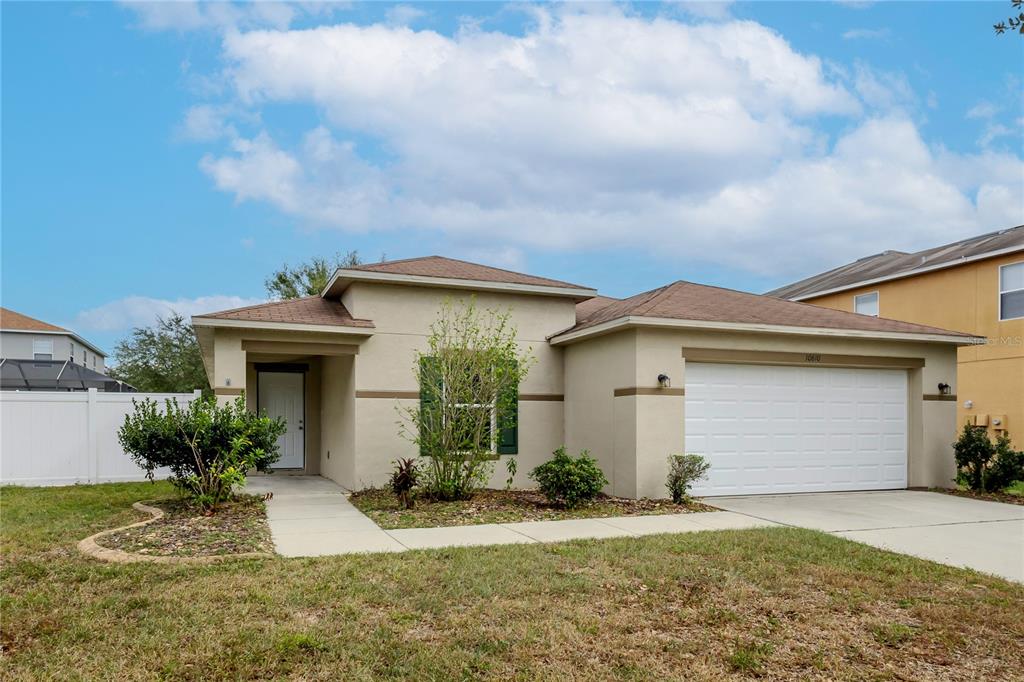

[177,104,239,142]
[385,4,427,27]
[183,8,1021,277]
[73,295,265,332]
[121,1,348,33]
[665,1,734,20]
[842,28,890,40]
[852,62,915,110]
[966,101,998,119]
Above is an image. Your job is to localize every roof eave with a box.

[322,268,598,301]
[782,244,1024,301]
[548,315,980,347]
[190,316,375,335]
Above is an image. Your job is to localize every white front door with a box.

[685,362,907,496]
[258,371,305,469]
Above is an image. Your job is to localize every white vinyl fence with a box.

[0,389,203,486]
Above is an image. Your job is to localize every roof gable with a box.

[0,307,68,333]
[193,296,373,329]
[346,256,591,290]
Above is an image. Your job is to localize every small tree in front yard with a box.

[119,395,285,511]
[399,298,534,501]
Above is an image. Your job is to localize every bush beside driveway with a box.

[2,482,1023,680]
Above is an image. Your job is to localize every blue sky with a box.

[2,1,1022,356]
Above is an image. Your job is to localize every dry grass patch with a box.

[350,487,714,529]
[2,482,1023,680]
[98,495,272,557]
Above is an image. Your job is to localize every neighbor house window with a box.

[70,343,76,362]
[854,292,879,316]
[32,339,53,360]
[1000,262,1024,321]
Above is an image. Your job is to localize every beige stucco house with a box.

[193,257,978,499]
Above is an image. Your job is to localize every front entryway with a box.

[685,362,908,496]
[258,370,305,469]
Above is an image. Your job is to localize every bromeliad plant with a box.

[119,395,285,511]
[389,458,421,509]
[399,298,535,501]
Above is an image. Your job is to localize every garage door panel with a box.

[686,362,908,496]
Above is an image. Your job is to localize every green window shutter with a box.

[419,356,441,456]
[497,366,519,455]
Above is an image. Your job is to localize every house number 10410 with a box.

[804,353,822,363]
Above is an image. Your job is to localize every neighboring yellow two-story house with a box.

[770,225,1024,439]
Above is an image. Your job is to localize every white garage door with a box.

[685,362,907,497]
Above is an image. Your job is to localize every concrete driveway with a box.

[711,491,1024,583]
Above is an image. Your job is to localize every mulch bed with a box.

[931,487,1024,506]
[98,495,273,557]
[350,487,715,529]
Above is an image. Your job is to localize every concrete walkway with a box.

[711,490,1024,583]
[243,475,776,557]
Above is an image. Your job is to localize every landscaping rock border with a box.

[77,501,274,564]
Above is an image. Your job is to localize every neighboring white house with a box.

[0,307,106,372]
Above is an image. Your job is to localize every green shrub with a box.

[529,447,608,509]
[118,395,285,510]
[666,453,710,504]
[988,433,1024,491]
[953,424,1023,493]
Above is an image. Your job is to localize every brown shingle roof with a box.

[575,295,619,323]
[769,224,1024,300]
[0,307,68,333]
[195,296,374,328]
[345,256,591,290]
[560,281,975,339]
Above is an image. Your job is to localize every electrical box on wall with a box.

[975,414,990,427]
[992,415,1007,431]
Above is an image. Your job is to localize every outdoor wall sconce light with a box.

[964,399,973,409]
[657,373,671,388]
[937,382,951,395]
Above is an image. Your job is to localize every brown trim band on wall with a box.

[241,340,360,356]
[214,387,244,396]
[682,347,926,369]
[356,390,419,399]
[923,394,957,401]
[614,387,686,397]
[355,390,565,401]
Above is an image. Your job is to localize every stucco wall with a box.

[804,253,1023,441]
[344,282,574,489]
[321,355,356,487]
[564,326,962,498]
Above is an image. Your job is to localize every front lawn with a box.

[3,483,1023,680]
[350,487,713,529]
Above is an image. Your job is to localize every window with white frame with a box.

[1000,262,1024,321]
[854,291,879,316]
[70,343,76,362]
[32,339,54,360]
